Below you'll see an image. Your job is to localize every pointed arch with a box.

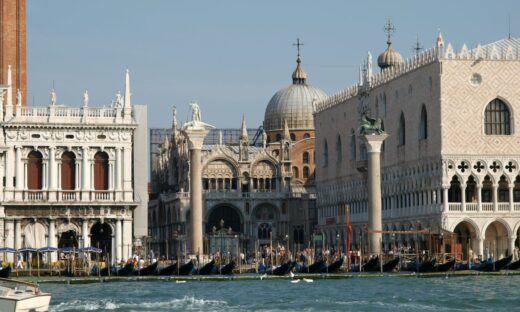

[398,112,406,145]
[349,130,356,160]
[336,134,342,163]
[322,139,328,167]
[419,105,428,140]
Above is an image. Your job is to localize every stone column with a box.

[5,220,14,263]
[14,146,22,200]
[492,183,498,212]
[81,147,90,201]
[14,220,21,249]
[82,220,89,248]
[509,184,514,212]
[509,236,516,258]
[48,219,57,262]
[123,146,133,201]
[4,148,14,201]
[476,237,484,259]
[115,147,122,200]
[361,133,388,255]
[442,186,449,212]
[461,185,466,212]
[115,219,122,263]
[183,127,210,256]
[122,219,132,261]
[48,146,57,201]
[477,185,482,212]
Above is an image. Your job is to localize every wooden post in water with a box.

[270,231,273,274]
[379,238,383,273]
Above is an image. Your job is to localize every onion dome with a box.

[264,52,327,132]
[377,18,403,70]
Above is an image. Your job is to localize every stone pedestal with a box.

[361,133,388,255]
[183,127,209,256]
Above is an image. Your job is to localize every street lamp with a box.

[336,233,340,256]
[285,234,289,261]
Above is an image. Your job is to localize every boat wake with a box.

[50,296,228,311]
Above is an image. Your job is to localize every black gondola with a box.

[0,265,11,278]
[321,258,343,273]
[100,266,113,276]
[178,260,195,275]
[306,260,326,273]
[382,257,400,272]
[158,262,178,276]
[116,263,134,276]
[272,261,294,276]
[416,258,436,273]
[475,255,512,272]
[435,259,455,272]
[506,259,520,270]
[362,256,380,272]
[219,261,235,275]
[134,261,158,276]
[198,260,216,275]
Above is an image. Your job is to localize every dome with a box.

[377,18,403,70]
[264,84,327,131]
[264,55,326,132]
[377,45,403,69]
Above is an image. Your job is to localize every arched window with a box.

[336,135,342,163]
[419,105,428,140]
[484,99,511,135]
[303,133,310,139]
[382,93,387,116]
[292,166,299,179]
[276,133,282,141]
[61,152,76,190]
[398,112,406,145]
[303,166,310,179]
[94,151,109,190]
[27,151,43,190]
[258,223,271,240]
[322,139,328,167]
[302,151,310,164]
[349,131,356,160]
[290,133,296,141]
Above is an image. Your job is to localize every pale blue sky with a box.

[27,0,519,129]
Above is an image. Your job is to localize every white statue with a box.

[190,101,201,123]
[115,91,123,108]
[83,90,89,107]
[219,130,223,145]
[262,129,267,148]
[16,89,22,106]
[50,89,57,106]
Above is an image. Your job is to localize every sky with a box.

[27,0,520,130]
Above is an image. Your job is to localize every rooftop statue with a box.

[358,114,385,135]
[50,89,57,106]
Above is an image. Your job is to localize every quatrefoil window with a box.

[489,161,500,173]
[473,161,485,173]
[457,161,469,173]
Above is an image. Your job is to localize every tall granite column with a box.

[183,127,209,256]
[361,133,388,255]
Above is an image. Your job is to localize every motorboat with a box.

[0,278,51,312]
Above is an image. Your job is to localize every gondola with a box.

[272,261,294,276]
[382,257,400,272]
[435,259,455,272]
[198,260,216,275]
[454,261,469,271]
[475,255,512,272]
[178,260,195,275]
[219,261,235,275]
[415,258,436,273]
[506,259,520,270]
[306,260,326,273]
[0,265,11,279]
[362,256,380,272]
[134,261,158,276]
[100,266,113,276]
[158,262,178,276]
[321,258,343,273]
[116,263,135,276]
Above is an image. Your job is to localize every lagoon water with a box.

[44,275,520,311]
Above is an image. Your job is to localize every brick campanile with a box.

[0,0,26,106]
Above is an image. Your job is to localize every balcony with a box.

[7,189,130,204]
[203,190,288,200]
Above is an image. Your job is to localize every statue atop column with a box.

[358,113,385,135]
[83,90,89,107]
[50,89,57,106]
[182,101,214,130]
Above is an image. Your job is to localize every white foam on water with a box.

[50,296,228,311]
